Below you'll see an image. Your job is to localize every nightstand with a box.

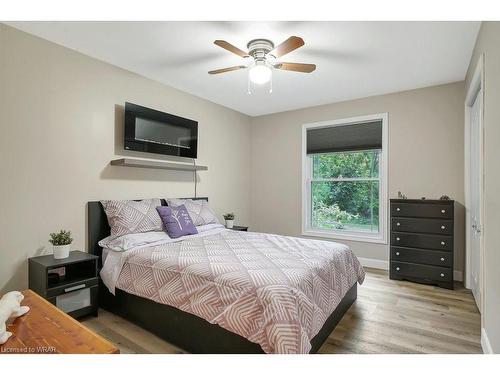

[28,250,99,319]
[229,226,249,231]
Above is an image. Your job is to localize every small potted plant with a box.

[49,230,73,259]
[223,213,235,229]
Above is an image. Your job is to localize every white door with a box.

[469,89,482,310]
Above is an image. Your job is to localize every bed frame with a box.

[87,198,357,354]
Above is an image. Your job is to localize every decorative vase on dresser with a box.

[390,199,455,289]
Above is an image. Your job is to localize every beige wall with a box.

[0,24,252,293]
[465,21,500,353]
[250,82,465,271]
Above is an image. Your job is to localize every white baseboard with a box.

[358,257,389,270]
[481,328,494,354]
[454,270,463,282]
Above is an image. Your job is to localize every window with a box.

[302,114,388,243]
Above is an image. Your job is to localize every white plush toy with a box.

[0,291,30,344]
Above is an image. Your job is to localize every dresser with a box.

[390,199,454,289]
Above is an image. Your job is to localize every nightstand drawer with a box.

[48,285,98,318]
[391,217,452,235]
[391,202,453,219]
[391,232,453,251]
[391,261,452,282]
[46,277,98,298]
[57,286,93,313]
[391,247,452,267]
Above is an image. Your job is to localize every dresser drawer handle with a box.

[441,209,446,214]
[440,273,445,277]
[396,222,401,226]
[396,237,400,241]
[440,257,445,262]
[441,225,446,230]
[396,252,400,256]
[396,267,400,271]
[396,207,401,212]
[441,241,446,246]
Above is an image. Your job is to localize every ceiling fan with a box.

[208,36,316,91]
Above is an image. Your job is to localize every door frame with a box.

[464,53,484,314]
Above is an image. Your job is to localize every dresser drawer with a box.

[391,261,452,282]
[391,247,452,267]
[391,202,453,219]
[391,217,452,235]
[391,232,453,251]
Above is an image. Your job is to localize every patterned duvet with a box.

[113,229,365,354]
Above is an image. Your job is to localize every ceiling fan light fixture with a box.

[210,36,315,91]
[248,64,272,85]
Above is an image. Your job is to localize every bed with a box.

[88,198,365,354]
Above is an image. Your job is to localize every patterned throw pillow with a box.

[156,205,198,238]
[100,198,163,239]
[166,198,219,226]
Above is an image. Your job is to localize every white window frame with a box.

[301,113,388,244]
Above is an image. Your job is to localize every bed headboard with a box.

[87,197,208,263]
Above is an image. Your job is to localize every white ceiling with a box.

[7,21,480,116]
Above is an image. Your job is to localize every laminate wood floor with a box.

[81,268,482,354]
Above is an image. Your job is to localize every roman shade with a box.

[306,120,382,154]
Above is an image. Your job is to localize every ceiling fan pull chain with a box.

[269,71,273,94]
[247,73,252,95]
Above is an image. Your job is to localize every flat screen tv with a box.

[124,102,198,159]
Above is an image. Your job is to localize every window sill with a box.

[302,229,387,245]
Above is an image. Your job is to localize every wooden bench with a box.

[0,289,118,354]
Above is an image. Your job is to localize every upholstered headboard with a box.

[87,197,208,263]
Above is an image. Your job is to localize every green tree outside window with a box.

[310,150,381,233]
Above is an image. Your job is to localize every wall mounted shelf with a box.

[110,158,208,172]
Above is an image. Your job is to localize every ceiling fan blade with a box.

[214,40,249,58]
[274,62,316,73]
[268,36,304,58]
[208,65,247,74]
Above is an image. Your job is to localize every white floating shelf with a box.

[110,158,208,172]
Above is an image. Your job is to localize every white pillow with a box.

[166,198,219,226]
[99,231,170,252]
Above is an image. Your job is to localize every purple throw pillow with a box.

[156,205,198,239]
